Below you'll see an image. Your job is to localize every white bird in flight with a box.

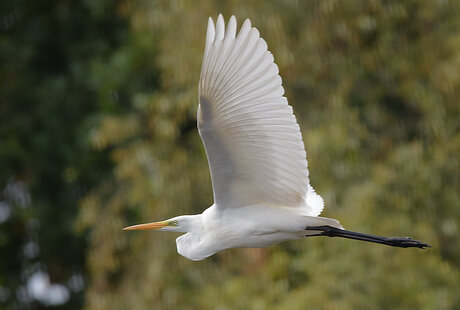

[124,15,430,261]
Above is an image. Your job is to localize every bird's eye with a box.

[170,220,178,226]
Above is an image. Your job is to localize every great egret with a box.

[124,15,430,261]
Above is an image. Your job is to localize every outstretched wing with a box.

[198,15,322,215]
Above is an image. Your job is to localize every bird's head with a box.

[123,215,201,233]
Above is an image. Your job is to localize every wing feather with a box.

[198,15,323,216]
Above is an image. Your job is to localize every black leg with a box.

[306,225,431,249]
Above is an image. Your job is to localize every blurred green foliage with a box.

[1,0,128,308]
[1,0,459,309]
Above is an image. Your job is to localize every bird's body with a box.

[124,15,430,260]
[175,204,341,260]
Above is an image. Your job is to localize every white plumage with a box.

[123,15,430,261]
[199,15,322,215]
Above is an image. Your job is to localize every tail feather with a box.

[305,184,324,216]
[303,216,344,230]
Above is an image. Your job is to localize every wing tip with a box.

[242,17,252,29]
[225,15,237,39]
[217,14,224,26]
[215,14,225,41]
[208,15,253,42]
[205,17,216,53]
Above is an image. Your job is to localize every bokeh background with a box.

[1,0,459,309]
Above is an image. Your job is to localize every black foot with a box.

[383,236,431,249]
[306,225,431,249]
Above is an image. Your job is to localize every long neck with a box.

[175,214,217,261]
[178,214,203,233]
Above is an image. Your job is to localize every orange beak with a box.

[123,221,169,231]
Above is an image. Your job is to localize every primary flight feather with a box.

[124,15,430,261]
[199,15,321,214]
